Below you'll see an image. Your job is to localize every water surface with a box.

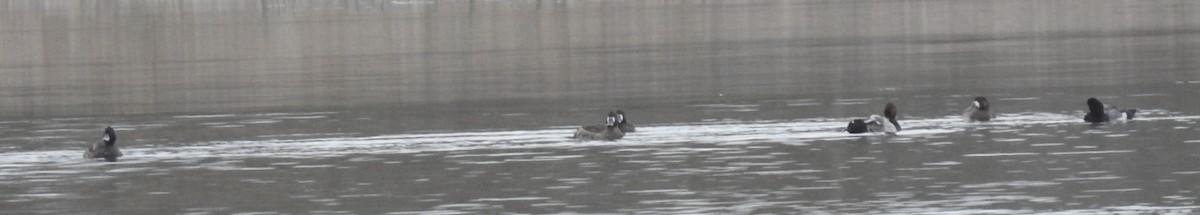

[2,0,1200,214]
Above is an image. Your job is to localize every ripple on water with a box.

[786,102,822,107]
[345,156,383,162]
[727,169,825,176]
[504,155,585,162]
[960,181,1062,189]
[231,212,286,215]
[1081,188,1142,193]
[1054,175,1123,181]
[728,161,793,166]
[431,203,500,211]
[241,179,275,184]
[106,167,155,173]
[211,166,275,171]
[173,114,237,119]
[626,189,698,196]
[831,98,874,106]
[997,97,1041,101]
[922,161,962,166]
[689,104,759,112]
[472,197,550,202]
[1048,150,1134,156]
[239,120,282,125]
[963,152,1040,157]
[272,115,327,120]
[13,193,69,199]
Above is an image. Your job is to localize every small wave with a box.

[1048,150,1135,156]
[963,152,1040,157]
[997,97,1041,101]
[272,116,327,120]
[239,120,282,125]
[255,112,338,117]
[472,197,550,202]
[173,114,237,119]
[689,104,759,112]
[1081,188,1142,193]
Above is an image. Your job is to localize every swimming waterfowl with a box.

[1084,98,1137,123]
[846,103,900,134]
[615,110,636,133]
[963,96,995,122]
[84,127,122,162]
[571,112,625,141]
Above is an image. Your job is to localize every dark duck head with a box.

[973,97,990,111]
[1085,98,1109,123]
[102,126,117,147]
[884,102,900,131]
[965,97,994,122]
[614,110,636,132]
[605,111,618,128]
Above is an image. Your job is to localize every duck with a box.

[963,96,995,122]
[846,103,900,134]
[84,127,122,162]
[1084,98,1137,123]
[615,110,636,133]
[571,112,625,141]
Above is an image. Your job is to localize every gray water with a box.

[2,0,1200,214]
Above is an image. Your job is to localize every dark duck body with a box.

[964,97,995,122]
[846,103,900,134]
[1084,98,1137,123]
[84,127,122,162]
[572,112,625,141]
[615,110,636,133]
